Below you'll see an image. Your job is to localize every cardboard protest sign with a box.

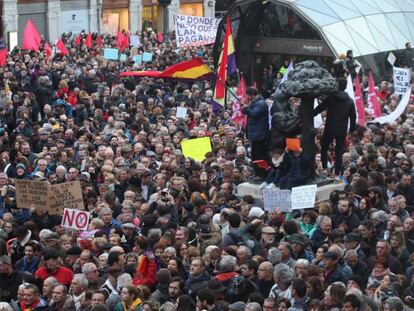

[181,137,212,161]
[263,188,291,212]
[393,66,411,95]
[173,14,220,48]
[15,179,49,211]
[48,181,84,215]
[103,48,119,60]
[176,107,187,119]
[291,184,317,210]
[61,208,90,230]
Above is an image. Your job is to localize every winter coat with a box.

[185,272,211,299]
[242,95,269,141]
[314,90,356,136]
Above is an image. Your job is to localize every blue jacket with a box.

[243,96,269,141]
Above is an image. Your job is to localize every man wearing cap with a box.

[34,248,74,288]
[344,232,367,263]
[0,255,27,300]
[322,251,347,285]
[290,234,314,262]
[260,226,277,258]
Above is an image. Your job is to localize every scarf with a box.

[123,297,142,311]
[20,297,40,311]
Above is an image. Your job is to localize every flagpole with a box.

[216,75,241,103]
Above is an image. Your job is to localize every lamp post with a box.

[158,0,172,39]
[97,0,103,34]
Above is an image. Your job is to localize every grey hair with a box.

[164,247,177,257]
[100,207,112,216]
[245,302,262,311]
[82,262,98,275]
[219,255,237,273]
[147,228,162,239]
[238,245,252,257]
[268,247,282,266]
[73,274,89,289]
[344,250,358,258]
[295,259,310,267]
[39,229,54,240]
[159,302,176,311]
[273,263,294,284]
[385,297,404,311]
[316,215,331,227]
[346,288,363,302]
[44,276,59,287]
[0,302,13,311]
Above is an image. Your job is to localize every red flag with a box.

[85,33,92,49]
[354,75,366,127]
[116,32,125,48]
[74,35,81,46]
[252,81,257,89]
[44,42,52,58]
[237,74,248,103]
[56,39,69,56]
[368,70,382,118]
[97,35,102,46]
[157,32,164,43]
[0,49,6,66]
[22,20,42,52]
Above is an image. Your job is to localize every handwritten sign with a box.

[393,66,411,95]
[15,179,49,212]
[48,181,84,215]
[181,137,212,161]
[61,208,90,230]
[291,184,317,210]
[174,14,220,48]
[142,52,152,62]
[176,107,187,119]
[103,48,119,60]
[263,188,291,212]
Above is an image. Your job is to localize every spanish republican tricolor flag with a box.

[119,58,213,80]
[214,16,237,106]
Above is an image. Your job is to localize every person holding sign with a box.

[278,139,311,190]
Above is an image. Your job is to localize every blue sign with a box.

[133,55,142,65]
[103,48,119,60]
[142,52,153,62]
[120,54,127,61]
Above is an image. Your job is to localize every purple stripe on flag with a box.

[210,100,223,114]
[228,53,237,76]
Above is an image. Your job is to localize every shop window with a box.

[180,3,203,16]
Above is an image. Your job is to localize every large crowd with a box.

[0,28,411,311]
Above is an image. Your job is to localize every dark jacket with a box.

[243,95,269,141]
[281,151,312,179]
[332,211,360,232]
[325,264,347,285]
[185,272,211,299]
[310,228,329,252]
[314,90,356,136]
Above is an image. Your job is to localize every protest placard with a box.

[393,66,411,95]
[263,188,291,212]
[291,184,317,210]
[61,208,90,230]
[176,107,187,119]
[181,137,212,161]
[15,179,49,211]
[133,54,142,65]
[142,52,152,62]
[48,181,85,215]
[173,14,220,48]
[387,52,396,66]
[130,35,140,47]
[120,54,127,62]
[103,48,119,60]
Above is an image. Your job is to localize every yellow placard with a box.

[181,137,212,161]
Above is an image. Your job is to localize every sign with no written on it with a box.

[61,208,90,231]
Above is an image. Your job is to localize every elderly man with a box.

[34,248,73,287]
[185,258,211,299]
[0,255,26,300]
[82,262,104,291]
[322,251,347,285]
[257,261,274,297]
[22,284,49,311]
[269,263,294,301]
[310,216,332,251]
[344,250,369,282]
[70,274,89,310]
[50,284,75,311]
[42,276,59,302]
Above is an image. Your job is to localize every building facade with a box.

[1,0,215,46]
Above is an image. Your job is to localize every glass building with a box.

[214,0,414,84]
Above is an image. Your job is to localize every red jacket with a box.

[34,266,74,287]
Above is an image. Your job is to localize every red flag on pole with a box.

[116,32,125,48]
[56,39,69,56]
[237,74,248,103]
[368,70,382,118]
[44,42,52,58]
[0,49,7,66]
[85,33,92,49]
[354,75,366,127]
[22,20,42,52]
[96,35,102,46]
[74,35,81,46]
